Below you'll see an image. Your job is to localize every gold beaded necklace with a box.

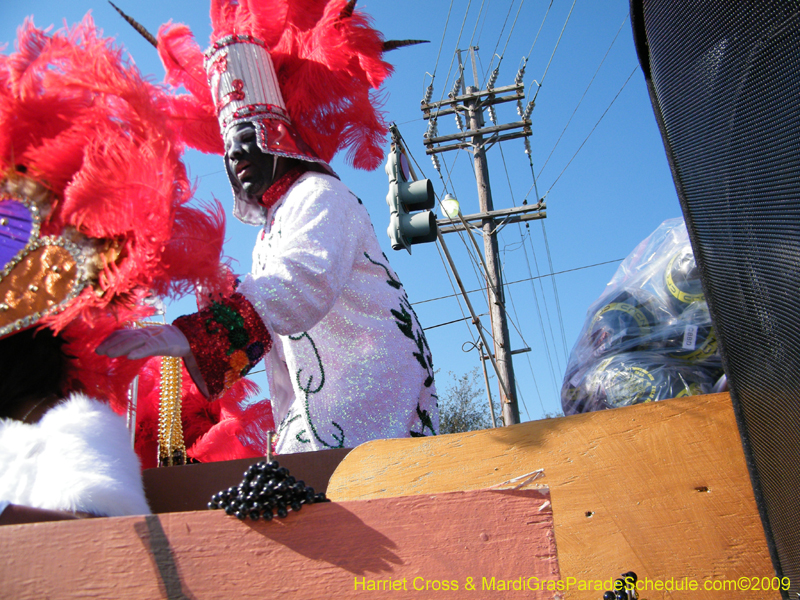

[133,319,186,467]
[158,355,185,467]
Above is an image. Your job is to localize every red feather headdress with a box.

[0,16,227,400]
[156,0,394,171]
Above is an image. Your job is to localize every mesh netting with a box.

[632,0,800,593]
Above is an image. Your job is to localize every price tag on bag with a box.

[682,325,698,350]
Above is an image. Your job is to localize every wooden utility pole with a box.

[466,86,519,426]
[421,48,542,426]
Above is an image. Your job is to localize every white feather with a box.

[0,393,150,517]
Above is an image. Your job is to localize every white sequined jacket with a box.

[0,393,150,517]
[237,172,438,453]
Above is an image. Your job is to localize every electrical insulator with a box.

[515,63,526,86]
[516,99,524,118]
[488,105,497,125]
[522,99,535,121]
[487,67,499,90]
[431,153,441,173]
[450,66,464,98]
[523,137,532,156]
[455,111,464,131]
[425,117,438,140]
[422,82,434,105]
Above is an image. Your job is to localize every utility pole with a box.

[421,48,542,426]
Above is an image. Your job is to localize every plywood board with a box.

[328,393,779,599]
[0,489,557,600]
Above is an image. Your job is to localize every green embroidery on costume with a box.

[391,305,414,338]
[296,431,310,444]
[392,300,435,387]
[277,413,301,437]
[365,251,438,436]
[417,404,436,435]
[410,403,438,437]
[364,252,402,289]
[301,386,345,449]
[405,296,435,378]
[289,332,325,393]
[288,331,345,449]
[329,422,346,447]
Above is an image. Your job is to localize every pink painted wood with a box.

[0,488,558,599]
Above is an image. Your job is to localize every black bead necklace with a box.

[208,460,329,521]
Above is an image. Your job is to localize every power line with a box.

[423,312,489,331]
[195,168,225,180]
[495,137,563,386]
[532,0,577,103]
[539,220,569,361]
[482,1,516,80]
[474,0,493,46]
[496,0,526,64]
[431,0,456,80]
[398,128,496,342]
[496,141,560,409]
[501,269,540,419]
[434,233,478,342]
[525,0,554,61]
[481,0,526,88]
[544,65,638,195]
[538,13,629,178]
[521,219,562,382]
[411,258,623,305]
[393,116,428,127]
[432,0,474,116]
[466,0,489,51]
[429,142,499,311]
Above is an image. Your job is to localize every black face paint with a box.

[224,122,275,199]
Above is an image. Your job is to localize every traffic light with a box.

[385,144,437,253]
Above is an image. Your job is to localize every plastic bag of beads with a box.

[561,351,715,415]
[561,218,723,414]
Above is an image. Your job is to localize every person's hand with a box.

[96,325,210,398]
[96,325,191,360]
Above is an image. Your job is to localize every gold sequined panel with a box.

[0,245,79,331]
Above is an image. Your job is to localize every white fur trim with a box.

[0,393,150,516]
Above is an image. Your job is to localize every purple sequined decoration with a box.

[0,198,34,270]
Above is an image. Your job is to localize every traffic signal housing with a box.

[385,144,437,253]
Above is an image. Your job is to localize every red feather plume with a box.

[157,0,393,170]
[0,16,229,398]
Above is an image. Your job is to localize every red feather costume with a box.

[0,17,236,465]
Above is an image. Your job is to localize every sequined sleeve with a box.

[173,293,271,397]
[236,174,363,336]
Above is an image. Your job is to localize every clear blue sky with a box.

[1,1,683,421]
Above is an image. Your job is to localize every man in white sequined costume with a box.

[235,156,437,453]
[99,2,439,453]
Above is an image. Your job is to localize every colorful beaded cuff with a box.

[174,293,271,397]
